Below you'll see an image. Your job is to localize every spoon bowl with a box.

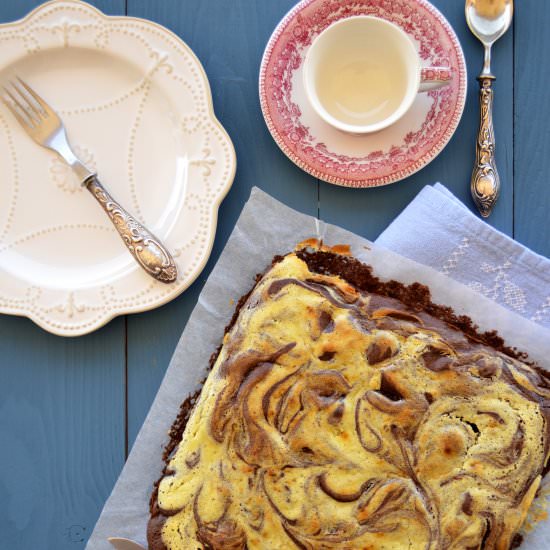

[466,0,513,46]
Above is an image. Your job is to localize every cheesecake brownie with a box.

[149,243,550,550]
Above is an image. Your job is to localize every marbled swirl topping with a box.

[149,248,550,550]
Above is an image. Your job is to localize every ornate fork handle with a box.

[85,176,178,283]
[471,76,500,218]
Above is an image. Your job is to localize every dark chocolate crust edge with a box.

[147,265,275,550]
[297,250,529,361]
[147,249,541,550]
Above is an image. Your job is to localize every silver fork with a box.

[1,78,178,284]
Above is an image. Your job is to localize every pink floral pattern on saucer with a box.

[259,0,467,188]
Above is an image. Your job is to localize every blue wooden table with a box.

[0,1,547,549]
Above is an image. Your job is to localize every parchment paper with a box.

[87,187,550,550]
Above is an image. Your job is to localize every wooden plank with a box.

[318,0,514,240]
[0,3,126,550]
[125,0,318,446]
[514,3,550,258]
[0,317,126,550]
[0,0,124,21]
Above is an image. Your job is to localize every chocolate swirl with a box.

[149,249,550,550]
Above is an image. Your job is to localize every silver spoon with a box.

[465,0,513,218]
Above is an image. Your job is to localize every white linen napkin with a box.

[375,183,550,329]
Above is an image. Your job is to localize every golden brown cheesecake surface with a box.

[149,247,550,550]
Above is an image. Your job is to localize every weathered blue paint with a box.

[0,1,547,549]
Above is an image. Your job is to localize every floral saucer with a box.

[259,0,466,188]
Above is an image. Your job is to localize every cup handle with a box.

[419,67,452,92]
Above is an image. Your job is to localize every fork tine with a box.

[15,77,54,117]
[2,87,37,127]
[1,94,34,129]
[9,79,43,120]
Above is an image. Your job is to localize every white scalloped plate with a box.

[0,0,236,336]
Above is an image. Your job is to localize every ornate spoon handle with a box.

[85,176,178,283]
[471,76,500,218]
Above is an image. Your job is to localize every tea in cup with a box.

[303,16,452,134]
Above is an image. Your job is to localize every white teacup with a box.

[303,16,452,134]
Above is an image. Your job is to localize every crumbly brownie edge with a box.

[296,249,530,361]
[147,257,286,550]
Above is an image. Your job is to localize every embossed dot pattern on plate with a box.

[0,0,236,336]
